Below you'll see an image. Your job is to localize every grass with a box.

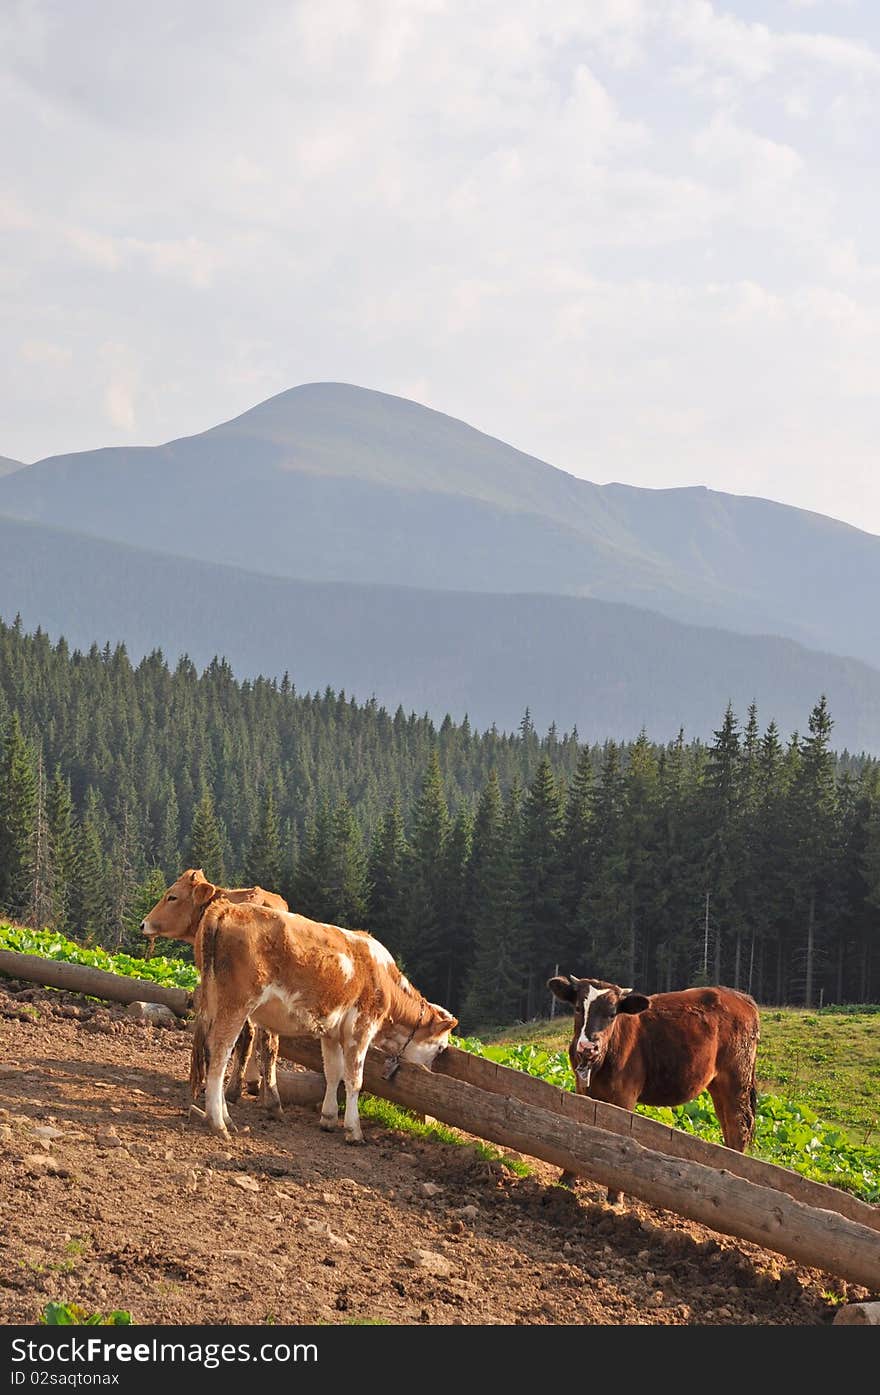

[474,1005,880,1146]
[359,1094,531,1175]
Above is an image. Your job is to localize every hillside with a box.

[0,984,851,1325]
[3,514,880,748]
[0,455,22,477]
[2,383,880,666]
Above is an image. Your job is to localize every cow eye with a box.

[166,894,177,902]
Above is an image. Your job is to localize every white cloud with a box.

[1,0,880,532]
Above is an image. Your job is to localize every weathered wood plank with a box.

[0,949,192,1015]
[432,1044,880,1234]
[277,1036,880,1290]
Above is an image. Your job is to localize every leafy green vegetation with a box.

[41,1302,132,1326]
[0,922,198,991]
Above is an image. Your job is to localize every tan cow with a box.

[141,869,289,1116]
[141,872,457,1142]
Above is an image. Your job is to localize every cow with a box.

[141,869,288,1116]
[548,974,760,1202]
[142,873,458,1143]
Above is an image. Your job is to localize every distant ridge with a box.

[2,513,879,751]
[0,455,23,477]
[1,381,879,667]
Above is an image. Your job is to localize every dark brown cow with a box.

[142,869,288,1117]
[548,974,760,1201]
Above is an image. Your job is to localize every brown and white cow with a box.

[144,873,457,1142]
[141,869,289,1116]
[548,974,760,1200]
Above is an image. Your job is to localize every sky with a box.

[2,0,879,533]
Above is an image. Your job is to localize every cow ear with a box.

[192,879,216,906]
[548,976,578,1004]
[617,992,651,1015]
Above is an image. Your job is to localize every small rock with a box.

[407,1249,454,1278]
[96,1128,123,1149]
[23,1153,67,1177]
[459,1205,479,1222]
[648,1290,664,1307]
[420,1182,442,1198]
[0,1124,13,1143]
[230,1174,261,1193]
[449,1219,464,1235]
[126,1001,178,1028]
[33,1125,65,1141]
[716,1306,733,1320]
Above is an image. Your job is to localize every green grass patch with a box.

[0,923,198,992]
[359,1094,530,1175]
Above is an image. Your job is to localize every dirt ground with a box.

[0,980,871,1327]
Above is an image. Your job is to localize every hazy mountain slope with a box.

[1,381,878,663]
[0,456,23,477]
[2,515,878,750]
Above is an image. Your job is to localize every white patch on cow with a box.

[365,937,396,969]
[142,918,156,938]
[255,983,302,1013]
[576,985,609,1053]
[403,1027,452,1067]
[337,952,354,981]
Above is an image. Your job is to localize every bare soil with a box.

[0,982,868,1327]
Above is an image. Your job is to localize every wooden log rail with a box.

[278,1037,880,1292]
[0,948,192,1016]
[2,948,877,1287]
[434,1044,880,1235]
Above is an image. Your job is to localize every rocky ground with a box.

[0,980,869,1327]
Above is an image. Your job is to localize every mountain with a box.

[1,382,879,667]
[2,514,879,749]
[0,456,23,477]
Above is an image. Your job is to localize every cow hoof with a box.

[344,1131,365,1146]
[208,1121,229,1138]
[558,1170,578,1190]
[245,1082,260,1097]
[224,1087,242,1104]
[319,1114,338,1131]
[267,1104,284,1122]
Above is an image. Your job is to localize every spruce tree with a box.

[517,757,564,1018]
[368,799,408,952]
[0,714,37,918]
[47,766,77,931]
[245,790,283,893]
[325,797,370,927]
[402,750,450,997]
[188,788,226,885]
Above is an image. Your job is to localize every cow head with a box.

[402,1002,459,1069]
[548,974,650,1080]
[141,868,218,946]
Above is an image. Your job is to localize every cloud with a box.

[0,0,879,533]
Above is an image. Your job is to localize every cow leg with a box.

[257,1030,283,1121]
[319,1039,344,1130]
[204,1029,243,1136]
[708,1072,755,1153]
[189,1017,207,1104]
[341,1038,370,1145]
[225,1019,255,1103]
[244,1028,263,1097]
